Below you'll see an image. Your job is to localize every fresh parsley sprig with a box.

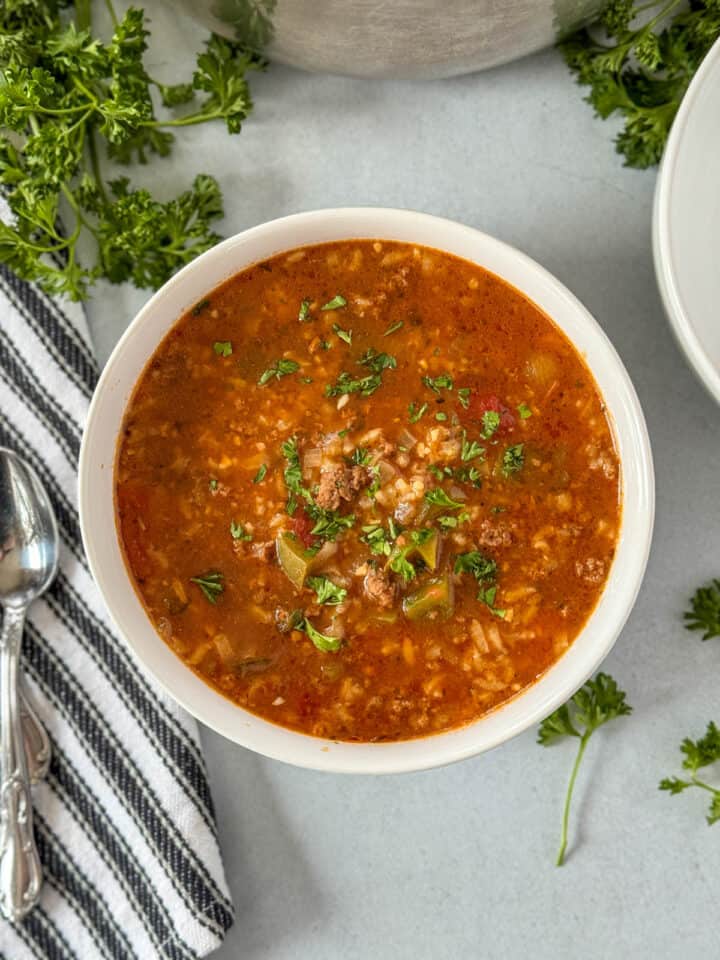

[0,2,261,299]
[684,578,720,641]
[561,0,720,168]
[660,721,720,824]
[538,672,632,866]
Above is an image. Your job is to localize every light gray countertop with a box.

[87,12,720,959]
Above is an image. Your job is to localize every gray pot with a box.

[177,0,603,79]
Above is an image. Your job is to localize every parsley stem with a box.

[557,733,589,867]
[104,0,120,27]
[87,126,108,205]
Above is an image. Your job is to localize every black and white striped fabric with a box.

[0,255,234,958]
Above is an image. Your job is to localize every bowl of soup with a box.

[79,208,654,773]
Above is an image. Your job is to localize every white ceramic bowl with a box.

[653,35,720,407]
[79,208,654,774]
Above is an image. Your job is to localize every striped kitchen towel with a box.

[0,259,234,959]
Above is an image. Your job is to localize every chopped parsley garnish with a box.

[435,412,448,421]
[321,294,347,311]
[298,299,311,322]
[310,511,355,541]
[192,299,211,317]
[502,444,525,477]
[383,320,404,336]
[361,523,394,556]
[491,505,506,514]
[333,323,352,345]
[422,373,454,394]
[258,358,301,385]
[213,340,232,357]
[454,550,497,582]
[438,511,470,530]
[457,387,471,410]
[408,401,429,423]
[281,436,312,513]
[307,575,347,606]
[190,571,224,604]
[302,618,342,652]
[209,478,218,492]
[481,410,501,439]
[299,376,313,384]
[326,348,396,398]
[539,673,632,866]
[358,348,397,374]
[425,488,464,510]
[454,550,503,617]
[319,340,331,350]
[428,464,446,481]
[518,402,533,419]
[684,579,720,641]
[230,520,252,541]
[352,447,371,466]
[367,467,381,498]
[253,464,267,484]
[454,465,482,488]
[461,431,485,462]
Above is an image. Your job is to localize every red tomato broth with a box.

[115,239,621,742]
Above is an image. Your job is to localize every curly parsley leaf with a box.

[307,575,347,606]
[561,0,720,168]
[0,5,260,299]
[502,443,525,477]
[660,721,720,825]
[684,579,720,641]
[422,373,453,394]
[538,672,632,865]
[230,519,252,541]
[213,340,232,357]
[258,358,301,385]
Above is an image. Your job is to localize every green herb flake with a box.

[383,320,404,336]
[321,295,347,311]
[298,299,311,322]
[307,575,348,607]
[352,447,371,466]
[539,673,631,865]
[408,401,429,424]
[258,358,301,385]
[422,373,454,394]
[190,570,224,603]
[684,579,720,641]
[425,488,464,511]
[461,431,485,463]
[230,520,252,542]
[209,478,218,492]
[518,402,533,419]
[333,323,352,345]
[213,340,232,357]
[481,410,501,439]
[457,387,472,410]
[253,464,267,484]
[435,412,448,422]
[502,444,525,477]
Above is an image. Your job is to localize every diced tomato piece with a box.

[461,391,516,431]
[292,509,318,549]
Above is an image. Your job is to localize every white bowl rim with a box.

[79,207,655,775]
[653,35,720,407]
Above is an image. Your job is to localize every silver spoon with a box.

[0,448,58,922]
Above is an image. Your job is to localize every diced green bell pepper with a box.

[403,572,454,620]
[276,534,314,590]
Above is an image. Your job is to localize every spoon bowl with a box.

[0,450,59,608]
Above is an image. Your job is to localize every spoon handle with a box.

[0,605,42,922]
[20,681,51,783]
